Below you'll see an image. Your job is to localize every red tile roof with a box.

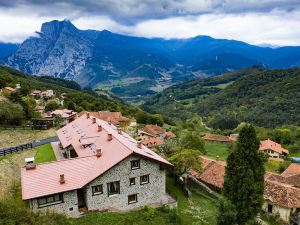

[281,163,300,177]
[21,114,172,200]
[264,172,300,208]
[165,131,176,138]
[190,156,226,189]
[202,134,233,142]
[259,139,289,155]
[141,137,165,148]
[141,125,165,136]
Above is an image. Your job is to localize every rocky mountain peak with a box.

[40,19,77,40]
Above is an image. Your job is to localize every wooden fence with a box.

[0,143,33,157]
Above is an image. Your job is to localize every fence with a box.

[0,143,33,157]
[0,125,49,130]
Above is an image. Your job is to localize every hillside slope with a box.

[0,66,137,115]
[143,67,300,128]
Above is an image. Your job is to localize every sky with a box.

[0,0,299,46]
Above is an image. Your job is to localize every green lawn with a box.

[204,141,230,161]
[34,144,56,163]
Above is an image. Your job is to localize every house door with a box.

[77,189,87,211]
[268,204,273,213]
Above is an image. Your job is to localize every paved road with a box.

[32,136,59,147]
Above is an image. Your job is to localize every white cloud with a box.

[0,6,299,46]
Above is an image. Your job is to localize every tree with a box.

[67,101,76,111]
[45,100,60,112]
[0,100,24,125]
[222,125,266,224]
[272,128,292,145]
[168,148,202,176]
[179,131,206,154]
[217,197,237,225]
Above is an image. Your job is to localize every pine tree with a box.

[222,125,266,224]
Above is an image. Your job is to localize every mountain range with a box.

[1,19,300,93]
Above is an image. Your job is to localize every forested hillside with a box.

[143,67,300,128]
[0,66,139,122]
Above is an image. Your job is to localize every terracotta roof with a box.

[190,156,226,189]
[281,163,300,177]
[259,139,289,155]
[31,90,42,95]
[77,111,130,126]
[141,125,165,136]
[229,134,238,142]
[21,114,172,200]
[264,172,300,208]
[48,109,77,119]
[141,137,165,148]
[3,86,16,92]
[165,131,176,138]
[202,134,233,142]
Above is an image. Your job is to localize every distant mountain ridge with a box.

[3,19,300,88]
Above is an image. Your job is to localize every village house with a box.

[31,89,55,99]
[21,113,175,216]
[202,133,237,142]
[78,111,136,127]
[44,109,77,125]
[138,124,166,140]
[259,139,289,159]
[190,157,300,224]
[141,137,165,149]
[1,86,16,94]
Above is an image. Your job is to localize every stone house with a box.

[190,156,300,224]
[21,113,174,216]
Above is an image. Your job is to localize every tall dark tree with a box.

[222,125,266,224]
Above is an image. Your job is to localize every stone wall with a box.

[262,202,291,223]
[30,190,79,216]
[85,155,166,211]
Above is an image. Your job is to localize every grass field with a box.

[35,144,56,163]
[0,129,56,148]
[265,160,291,173]
[204,141,230,160]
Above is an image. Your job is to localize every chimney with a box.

[137,141,142,149]
[117,127,122,134]
[108,120,112,125]
[96,148,102,157]
[25,157,36,170]
[92,117,96,124]
[86,113,90,119]
[60,174,65,184]
[98,125,102,132]
[107,133,113,141]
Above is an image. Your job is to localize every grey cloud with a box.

[0,0,299,24]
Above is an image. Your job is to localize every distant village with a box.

[1,83,300,225]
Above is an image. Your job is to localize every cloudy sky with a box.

[0,0,299,46]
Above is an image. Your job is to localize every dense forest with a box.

[143,67,300,129]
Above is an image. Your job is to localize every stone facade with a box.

[30,190,79,216]
[85,155,166,211]
[29,155,167,215]
[262,201,298,224]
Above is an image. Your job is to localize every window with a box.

[131,160,140,170]
[107,181,120,196]
[130,177,136,186]
[92,184,103,196]
[140,174,150,185]
[37,193,63,207]
[128,194,138,204]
